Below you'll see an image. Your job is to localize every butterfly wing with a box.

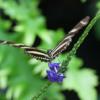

[0,40,51,62]
[0,16,90,62]
[24,47,51,62]
[48,16,90,58]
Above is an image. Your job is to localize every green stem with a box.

[32,81,51,100]
[61,12,100,72]
[32,11,100,100]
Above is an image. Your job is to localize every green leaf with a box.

[68,56,83,69]
[62,66,98,100]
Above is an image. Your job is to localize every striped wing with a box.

[48,16,90,58]
[0,40,51,62]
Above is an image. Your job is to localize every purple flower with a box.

[47,63,64,83]
[48,63,60,73]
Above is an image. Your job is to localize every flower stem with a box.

[61,11,100,73]
[32,81,51,100]
[32,11,100,100]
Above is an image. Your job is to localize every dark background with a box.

[39,0,100,100]
[0,0,99,99]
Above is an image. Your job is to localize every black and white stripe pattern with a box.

[48,16,90,58]
[0,40,51,62]
[0,16,90,62]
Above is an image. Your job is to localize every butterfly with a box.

[0,16,90,62]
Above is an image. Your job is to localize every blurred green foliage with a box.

[63,56,98,100]
[0,0,98,100]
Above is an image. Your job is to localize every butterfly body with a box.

[0,16,90,62]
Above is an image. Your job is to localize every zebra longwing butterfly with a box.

[0,16,90,62]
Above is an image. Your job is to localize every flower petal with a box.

[47,70,57,82]
[47,70,64,83]
[48,63,60,71]
[56,73,65,83]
